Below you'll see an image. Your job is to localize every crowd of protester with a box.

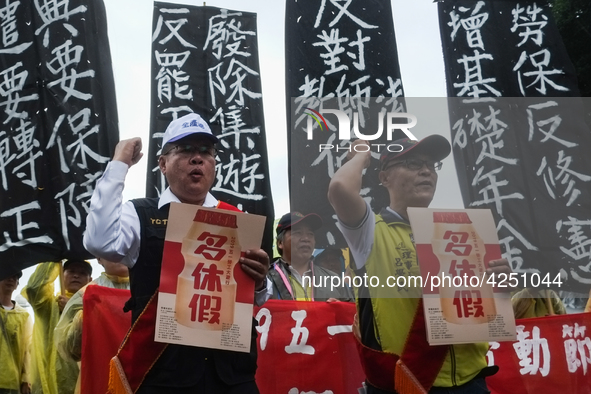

[3,114,586,394]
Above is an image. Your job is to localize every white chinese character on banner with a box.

[455,106,517,166]
[0,201,52,252]
[0,130,15,190]
[511,3,547,47]
[155,51,193,103]
[0,0,19,47]
[327,324,352,336]
[55,183,82,250]
[293,77,335,129]
[347,29,370,71]
[310,132,349,178]
[207,59,261,107]
[285,310,315,355]
[537,151,591,207]
[217,152,240,193]
[34,0,87,47]
[0,0,32,54]
[153,12,197,49]
[10,119,42,188]
[313,0,378,30]
[214,152,264,201]
[497,219,539,272]
[447,2,501,99]
[470,166,524,215]
[313,29,349,75]
[448,1,489,50]
[476,106,516,165]
[556,217,591,263]
[513,325,551,377]
[204,10,255,60]
[513,49,569,95]
[211,105,260,150]
[452,118,468,149]
[239,152,263,194]
[46,109,109,173]
[454,50,501,99]
[526,102,576,147]
[562,323,591,374]
[46,40,95,102]
[0,62,38,124]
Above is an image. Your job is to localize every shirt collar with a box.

[158,187,218,209]
[278,258,313,277]
[384,206,409,224]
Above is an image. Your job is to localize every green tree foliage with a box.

[551,0,591,96]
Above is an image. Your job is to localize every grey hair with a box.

[276,230,286,256]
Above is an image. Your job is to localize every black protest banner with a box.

[148,3,275,255]
[0,0,119,273]
[286,0,406,248]
[438,1,591,291]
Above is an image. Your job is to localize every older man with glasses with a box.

[328,136,512,394]
[84,113,271,394]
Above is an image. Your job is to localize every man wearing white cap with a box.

[84,113,271,393]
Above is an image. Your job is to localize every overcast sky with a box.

[102,0,461,212]
[17,0,463,295]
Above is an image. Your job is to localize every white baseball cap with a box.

[162,113,218,146]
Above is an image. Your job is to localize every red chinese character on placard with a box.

[443,231,472,256]
[453,290,484,318]
[450,259,477,277]
[192,262,224,291]
[188,294,222,324]
[194,231,228,260]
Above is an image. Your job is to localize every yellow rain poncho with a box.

[512,288,566,318]
[0,302,32,391]
[54,273,130,394]
[21,262,66,394]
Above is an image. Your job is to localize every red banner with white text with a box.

[487,312,591,394]
[81,287,591,394]
[253,300,365,393]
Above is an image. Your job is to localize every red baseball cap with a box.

[276,212,323,236]
[379,135,451,169]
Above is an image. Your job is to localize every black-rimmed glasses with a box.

[164,144,217,157]
[383,159,442,172]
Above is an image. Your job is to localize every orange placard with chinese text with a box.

[408,207,516,345]
[155,203,265,352]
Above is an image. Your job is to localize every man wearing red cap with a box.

[328,136,512,394]
[269,212,353,302]
[84,113,270,393]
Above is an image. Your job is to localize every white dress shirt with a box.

[84,160,271,305]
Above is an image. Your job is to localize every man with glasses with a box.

[328,136,511,393]
[84,113,271,393]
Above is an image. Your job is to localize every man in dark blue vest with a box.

[84,113,271,394]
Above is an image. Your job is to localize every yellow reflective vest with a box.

[360,212,489,387]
